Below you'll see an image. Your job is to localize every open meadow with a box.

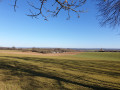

[0,50,120,90]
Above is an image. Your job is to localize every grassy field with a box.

[0,50,120,90]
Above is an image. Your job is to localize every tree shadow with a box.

[4,56,120,78]
[0,56,120,90]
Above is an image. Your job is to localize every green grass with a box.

[72,52,120,60]
[0,51,120,90]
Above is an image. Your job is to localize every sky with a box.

[0,0,120,48]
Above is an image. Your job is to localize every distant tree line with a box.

[0,47,78,54]
[0,47,120,53]
[98,48,120,52]
[30,48,78,54]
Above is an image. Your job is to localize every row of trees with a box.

[0,47,120,52]
[0,47,78,53]
[31,48,77,53]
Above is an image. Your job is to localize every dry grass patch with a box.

[0,51,120,90]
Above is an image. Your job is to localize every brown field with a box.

[0,50,120,90]
[0,50,80,56]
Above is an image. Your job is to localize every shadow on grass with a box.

[4,56,120,78]
[0,56,120,90]
[0,61,112,90]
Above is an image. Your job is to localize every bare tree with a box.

[97,0,120,28]
[13,0,86,20]
[13,0,120,28]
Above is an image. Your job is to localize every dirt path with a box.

[0,50,80,56]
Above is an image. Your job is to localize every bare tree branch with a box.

[13,0,86,20]
[14,0,18,12]
[12,0,120,28]
[97,0,120,28]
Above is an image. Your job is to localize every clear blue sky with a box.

[0,0,120,48]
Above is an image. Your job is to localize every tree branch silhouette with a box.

[13,0,120,28]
